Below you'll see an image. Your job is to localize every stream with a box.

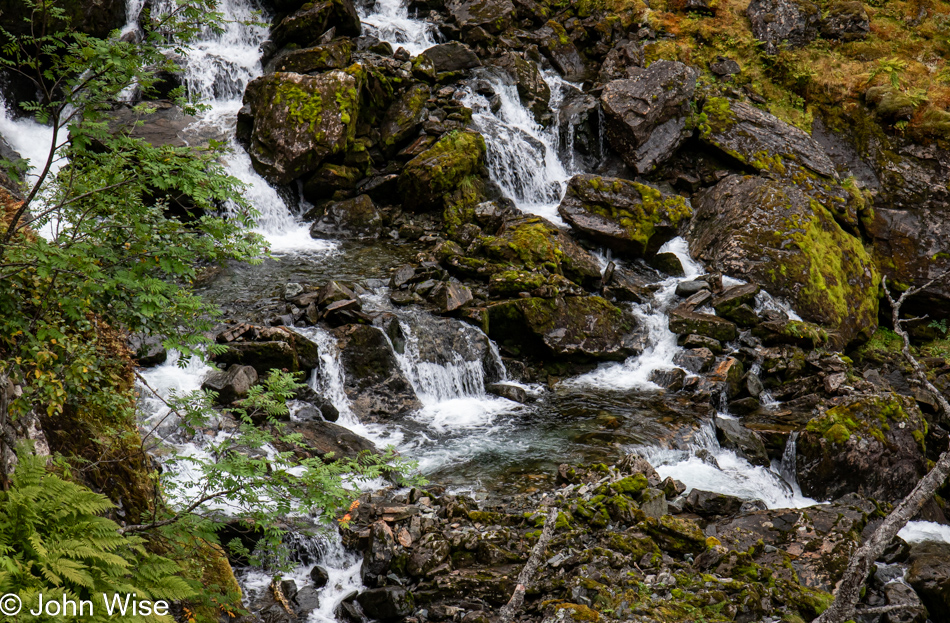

[0,0,942,619]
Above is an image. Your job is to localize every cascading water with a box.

[359,0,440,56]
[463,71,576,225]
[122,0,335,253]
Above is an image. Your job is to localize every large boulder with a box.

[697,97,856,229]
[687,175,879,347]
[0,0,125,39]
[277,419,379,462]
[398,130,486,211]
[601,61,698,174]
[535,20,590,82]
[797,395,928,503]
[557,174,692,257]
[421,42,481,73]
[269,0,361,49]
[266,39,354,74]
[243,71,360,185]
[486,295,639,360]
[907,541,950,620]
[746,0,821,55]
[309,194,382,239]
[333,324,421,420]
[445,0,514,36]
[379,84,431,156]
[212,325,321,376]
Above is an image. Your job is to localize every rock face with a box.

[398,130,486,210]
[278,419,379,462]
[746,0,820,54]
[266,39,353,74]
[907,541,950,620]
[797,395,928,503]
[557,175,692,257]
[309,194,382,239]
[213,325,321,376]
[688,175,879,347]
[486,296,638,360]
[601,61,698,173]
[333,324,421,420]
[243,71,360,185]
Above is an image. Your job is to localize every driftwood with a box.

[816,275,950,623]
[499,501,559,623]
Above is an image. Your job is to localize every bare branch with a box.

[499,500,560,623]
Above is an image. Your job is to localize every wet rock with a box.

[673,347,715,373]
[685,489,745,517]
[357,587,413,620]
[429,281,473,313]
[486,296,639,361]
[715,418,770,467]
[0,0,125,39]
[333,324,422,420]
[556,90,602,169]
[907,541,950,620]
[213,326,320,375]
[601,61,698,173]
[129,334,167,367]
[408,533,452,577]
[712,283,759,318]
[294,586,321,614]
[746,0,820,54]
[487,382,529,403]
[821,1,870,41]
[269,0,361,49]
[302,163,363,203]
[753,318,828,349]
[679,333,723,354]
[649,368,687,391]
[669,306,737,342]
[497,51,551,124]
[266,39,353,74]
[557,174,692,257]
[202,365,259,405]
[648,252,685,277]
[243,71,360,184]
[711,357,745,398]
[688,175,878,347]
[535,20,590,82]
[445,0,514,37]
[797,395,928,503]
[398,130,486,211]
[675,280,710,298]
[421,41,481,73]
[278,419,378,462]
[309,194,382,239]
[379,83,431,156]
[310,566,330,589]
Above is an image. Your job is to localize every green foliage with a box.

[0,449,193,622]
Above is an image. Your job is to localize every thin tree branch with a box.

[499,500,560,623]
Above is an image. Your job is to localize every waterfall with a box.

[359,0,439,56]
[463,71,574,225]
[778,432,799,487]
[568,237,704,390]
[121,0,336,254]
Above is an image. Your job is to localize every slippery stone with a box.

[398,130,486,211]
[309,194,382,239]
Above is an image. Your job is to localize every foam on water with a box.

[359,0,440,56]
[899,521,950,544]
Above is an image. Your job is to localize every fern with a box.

[0,450,195,621]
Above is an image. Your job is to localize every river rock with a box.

[684,489,745,516]
[243,71,360,185]
[746,0,820,54]
[668,306,737,342]
[398,130,486,210]
[408,533,452,577]
[129,334,168,367]
[907,541,950,620]
[309,194,382,239]
[486,383,529,403]
[278,419,378,462]
[422,42,480,75]
[601,61,698,172]
[269,0,361,49]
[599,39,644,82]
[357,586,413,620]
[535,20,590,82]
[202,365,258,405]
[213,325,320,375]
[557,175,692,257]
[428,280,473,313]
[302,163,362,203]
[497,51,550,124]
[379,83,431,156]
[486,296,639,361]
[796,395,928,503]
[333,324,421,420]
[673,347,715,373]
[687,175,879,347]
[715,418,769,467]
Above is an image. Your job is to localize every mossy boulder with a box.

[243,70,361,184]
[379,83,431,157]
[398,131,486,211]
[266,39,353,74]
[797,395,928,504]
[746,0,820,54]
[697,97,859,230]
[302,163,363,203]
[688,175,879,348]
[557,174,692,257]
[309,194,382,239]
[486,296,639,360]
[269,0,361,49]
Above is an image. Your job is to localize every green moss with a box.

[611,474,649,495]
[274,82,325,133]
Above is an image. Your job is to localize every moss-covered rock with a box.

[266,39,353,74]
[486,296,638,361]
[269,0,361,49]
[798,394,928,503]
[243,70,361,184]
[398,130,486,211]
[688,175,879,348]
[557,174,692,257]
[379,83,431,156]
